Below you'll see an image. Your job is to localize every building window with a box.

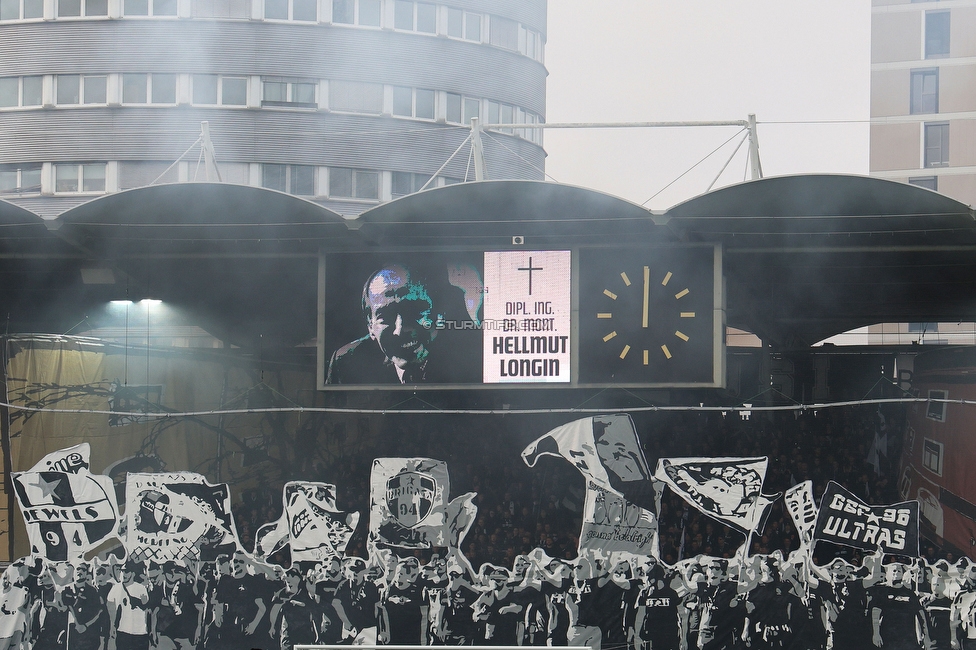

[191,0,248,19]
[0,164,41,195]
[121,74,177,104]
[0,78,18,108]
[22,76,41,106]
[122,74,147,103]
[524,111,543,145]
[55,162,106,193]
[522,28,543,62]
[330,168,378,200]
[922,438,944,475]
[122,0,175,15]
[463,97,480,123]
[192,75,247,106]
[329,80,382,113]
[489,15,518,51]
[262,164,314,195]
[392,171,430,197]
[924,122,949,167]
[925,11,949,58]
[486,100,515,132]
[394,1,434,33]
[392,87,434,119]
[446,93,461,123]
[57,0,107,16]
[910,69,938,115]
[909,176,937,191]
[0,0,43,20]
[927,389,948,422]
[265,0,314,21]
[332,0,378,26]
[151,74,177,104]
[57,75,81,104]
[85,76,108,103]
[262,78,316,107]
[447,7,480,41]
[0,76,42,108]
[448,95,477,124]
[898,466,911,500]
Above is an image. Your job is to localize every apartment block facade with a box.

[871,0,976,206]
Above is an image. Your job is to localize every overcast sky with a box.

[542,0,872,210]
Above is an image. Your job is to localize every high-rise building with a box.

[870,0,976,206]
[0,0,547,218]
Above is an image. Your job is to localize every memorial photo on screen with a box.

[324,254,485,385]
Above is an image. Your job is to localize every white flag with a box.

[653,456,775,534]
[522,414,651,494]
[369,458,476,549]
[12,443,118,561]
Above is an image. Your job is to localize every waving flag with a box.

[813,481,919,555]
[12,443,118,561]
[123,472,239,562]
[369,458,476,549]
[522,414,651,494]
[254,481,359,562]
[783,480,818,549]
[579,481,659,556]
[653,456,776,534]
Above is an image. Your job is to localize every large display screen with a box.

[318,246,722,389]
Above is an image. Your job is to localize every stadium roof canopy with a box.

[661,175,976,347]
[0,175,973,350]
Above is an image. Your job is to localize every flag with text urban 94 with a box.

[369,457,476,549]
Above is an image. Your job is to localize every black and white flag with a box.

[522,414,651,494]
[123,472,240,562]
[12,443,118,560]
[369,457,476,549]
[653,456,776,534]
[254,481,359,562]
[814,480,919,555]
[579,481,658,556]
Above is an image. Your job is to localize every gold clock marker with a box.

[675,288,689,299]
[680,312,696,318]
[603,331,617,342]
[662,271,672,286]
[604,289,617,300]
[597,313,612,319]
[643,350,649,365]
[675,331,689,341]
[642,266,650,328]
[661,344,672,359]
[620,345,630,359]
[620,272,631,286]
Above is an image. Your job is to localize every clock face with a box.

[578,247,716,385]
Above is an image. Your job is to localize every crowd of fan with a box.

[232,405,923,569]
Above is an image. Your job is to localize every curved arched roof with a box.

[664,174,974,245]
[54,182,350,256]
[662,175,976,347]
[351,180,672,249]
[21,184,352,348]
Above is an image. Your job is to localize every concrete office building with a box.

[870,0,976,206]
[0,0,547,218]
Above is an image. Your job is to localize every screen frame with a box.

[317,244,725,390]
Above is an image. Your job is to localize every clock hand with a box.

[642,265,650,329]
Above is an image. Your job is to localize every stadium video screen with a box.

[319,246,722,389]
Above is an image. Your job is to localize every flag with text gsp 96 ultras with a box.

[813,480,919,555]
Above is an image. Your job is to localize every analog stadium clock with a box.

[578,246,718,385]
[595,265,697,366]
